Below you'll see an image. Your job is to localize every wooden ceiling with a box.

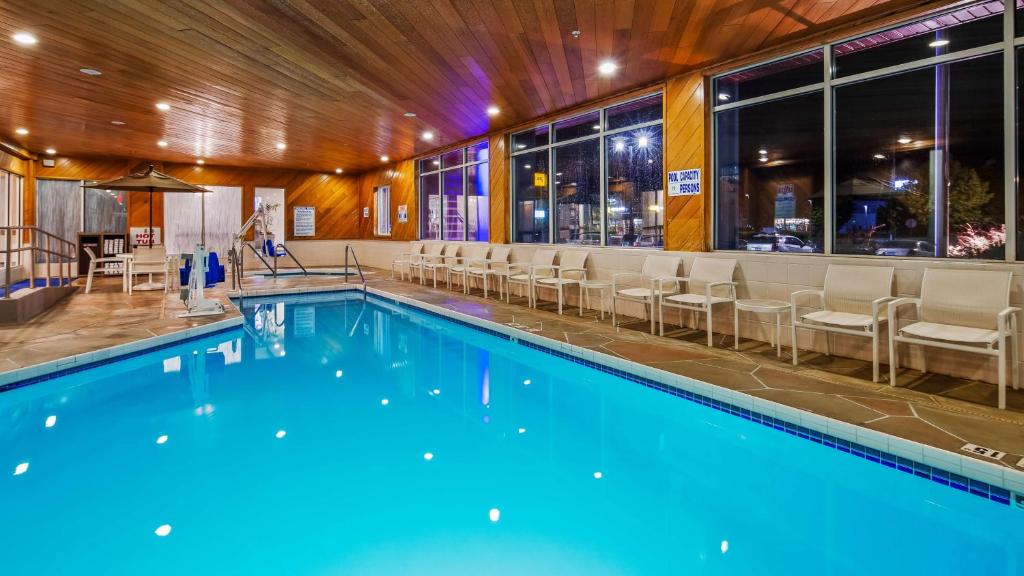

[0,0,926,174]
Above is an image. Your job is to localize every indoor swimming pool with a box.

[0,293,1019,575]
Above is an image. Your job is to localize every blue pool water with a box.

[1,293,1020,575]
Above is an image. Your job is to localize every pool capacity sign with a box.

[668,168,701,197]
[293,206,315,237]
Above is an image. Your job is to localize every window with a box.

[0,170,24,266]
[374,185,391,236]
[713,1,1011,260]
[417,141,488,241]
[511,92,664,246]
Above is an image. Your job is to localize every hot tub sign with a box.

[668,168,701,197]
[130,227,160,246]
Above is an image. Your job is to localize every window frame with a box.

[416,140,489,242]
[373,185,391,237]
[509,90,665,247]
[710,1,1017,261]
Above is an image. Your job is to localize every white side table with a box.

[579,280,611,319]
[734,299,790,357]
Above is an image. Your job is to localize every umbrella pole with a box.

[201,192,206,247]
[148,188,154,249]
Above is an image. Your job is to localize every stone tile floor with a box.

[2,268,1022,472]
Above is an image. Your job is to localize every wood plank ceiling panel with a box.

[0,0,924,173]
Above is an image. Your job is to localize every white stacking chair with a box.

[612,255,683,334]
[412,243,443,283]
[503,248,558,306]
[83,246,127,294]
[889,268,1019,409]
[469,246,510,299]
[391,242,423,281]
[658,257,737,347]
[417,244,459,288]
[791,264,895,383]
[130,245,169,293]
[533,250,589,315]
[448,244,490,293]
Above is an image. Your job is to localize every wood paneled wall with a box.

[664,72,707,252]
[355,160,417,241]
[488,133,509,244]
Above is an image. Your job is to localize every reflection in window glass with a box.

[715,92,824,252]
[419,174,440,240]
[554,111,601,142]
[467,163,489,242]
[513,151,550,243]
[834,54,1004,259]
[441,149,464,169]
[606,94,662,131]
[833,4,1003,78]
[512,125,550,151]
[419,156,440,173]
[554,139,600,245]
[605,125,664,247]
[442,169,465,241]
[714,50,824,103]
[467,141,489,163]
[84,188,127,233]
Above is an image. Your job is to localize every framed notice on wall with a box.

[293,206,315,237]
[397,204,408,223]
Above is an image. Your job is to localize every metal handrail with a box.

[275,243,308,276]
[343,244,366,298]
[1,226,77,299]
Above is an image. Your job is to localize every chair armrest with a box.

[998,306,1021,332]
[505,262,529,274]
[558,267,587,279]
[655,276,689,293]
[886,297,920,327]
[790,289,823,309]
[871,296,897,321]
[705,280,737,301]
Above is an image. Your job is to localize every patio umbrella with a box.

[83,165,213,247]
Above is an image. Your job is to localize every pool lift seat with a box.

[179,246,225,318]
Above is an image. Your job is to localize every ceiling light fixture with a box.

[897,136,912,145]
[157,140,168,147]
[14,128,28,136]
[403,112,417,118]
[335,168,343,174]
[45,148,56,155]
[110,120,125,125]
[79,68,102,76]
[275,142,286,150]
[12,32,37,46]
[422,131,434,141]
[155,102,171,111]
[759,156,768,162]
[196,159,205,165]
[873,153,886,160]
[598,59,618,76]
[486,105,500,116]
[758,148,767,155]
[380,155,389,162]
[718,93,731,101]
[929,39,950,48]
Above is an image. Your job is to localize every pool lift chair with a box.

[232,204,309,283]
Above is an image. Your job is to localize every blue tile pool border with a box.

[363,290,1018,508]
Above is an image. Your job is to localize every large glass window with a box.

[715,91,825,252]
[511,92,664,246]
[713,0,1013,261]
[417,141,488,242]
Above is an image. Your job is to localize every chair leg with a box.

[775,310,782,358]
[658,299,665,337]
[1012,323,1020,390]
[649,299,655,335]
[871,328,880,383]
[706,306,713,348]
[579,284,584,317]
[791,322,799,367]
[86,263,95,294]
[611,297,618,328]
[734,307,740,350]
[998,335,1007,410]
[557,285,563,315]
[889,334,898,387]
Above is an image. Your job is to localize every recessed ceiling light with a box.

[155,102,171,111]
[196,159,205,165]
[335,168,343,174]
[110,120,125,125]
[275,142,286,150]
[421,131,434,141]
[592,124,601,130]
[12,32,37,46]
[403,112,417,118]
[14,128,28,135]
[873,153,886,160]
[598,59,618,76]
[571,30,582,39]
[759,156,768,162]
[758,148,768,155]
[380,155,389,162]
[157,140,168,147]
[929,39,950,48]
[718,93,731,101]
[486,105,500,116]
[79,68,102,76]
[431,160,439,166]
[637,136,649,147]
[897,136,912,144]
[45,148,56,155]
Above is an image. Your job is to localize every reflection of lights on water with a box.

[423,452,434,461]
[489,508,501,522]
[721,540,729,554]
[593,471,603,479]
[194,403,215,416]
[482,415,490,424]
[13,462,29,476]
[156,435,169,445]
[154,524,172,537]
[380,398,390,406]
[523,379,531,386]
[517,427,526,434]
[335,370,343,378]
[45,415,57,428]
[275,430,287,439]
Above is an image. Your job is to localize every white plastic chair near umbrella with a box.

[83,166,224,317]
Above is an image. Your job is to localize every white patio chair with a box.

[658,257,737,347]
[612,255,683,334]
[533,250,589,315]
[889,268,1019,409]
[448,244,490,293]
[468,246,510,299]
[503,248,557,306]
[791,264,895,383]
[130,245,169,293]
[83,246,126,294]
[417,244,459,288]
[391,242,423,281]
[412,243,443,284]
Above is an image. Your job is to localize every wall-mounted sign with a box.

[362,207,369,218]
[533,172,547,187]
[130,227,161,246]
[397,204,408,223]
[775,184,796,219]
[293,206,315,237]
[668,168,701,196]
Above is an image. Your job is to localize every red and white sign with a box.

[130,227,161,246]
